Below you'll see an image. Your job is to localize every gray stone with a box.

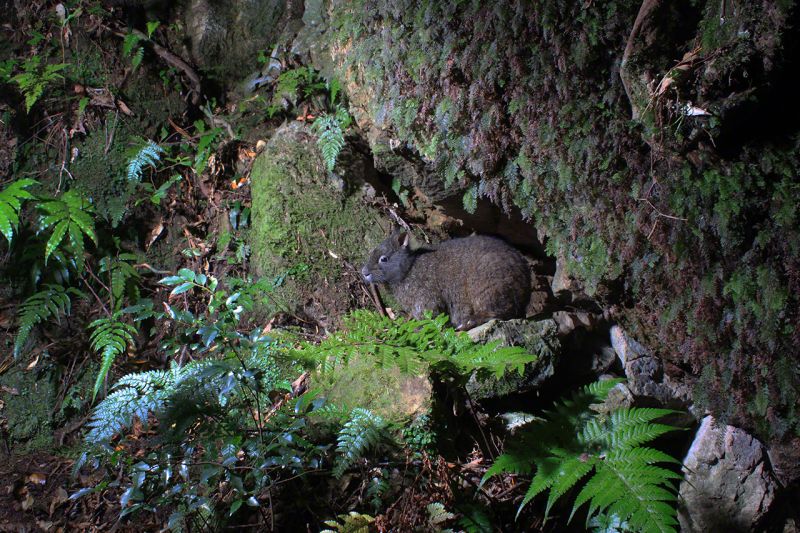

[679,416,778,532]
[184,0,289,85]
[551,253,586,298]
[465,319,560,399]
[610,325,691,407]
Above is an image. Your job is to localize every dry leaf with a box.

[49,486,68,515]
[145,220,164,250]
[21,492,34,511]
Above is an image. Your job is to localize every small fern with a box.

[98,254,141,310]
[0,178,36,244]
[89,314,138,401]
[122,31,145,68]
[11,56,69,113]
[126,140,164,182]
[333,407,388,478]
[85,366,173,444]
[312,106,351,171]
[321,511,375,533]
[14,284,82,356]
[481,379,683,532]
[37,190,97,272]
[292,310,536,381]
[427,502,456,527]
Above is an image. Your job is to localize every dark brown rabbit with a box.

[362,230,531,329]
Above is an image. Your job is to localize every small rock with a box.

[465,319,560,400]
[552,310,597,336]
[679,416,778,532]
[551,253,586,298]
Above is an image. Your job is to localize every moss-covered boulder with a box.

[249,122,386,325]
[465,318,561,400]
[312,353,431,424]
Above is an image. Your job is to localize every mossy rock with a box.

[465,318,561,400]
[312,353,432,425]
[249,122,386,325]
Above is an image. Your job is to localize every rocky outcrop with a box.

[610,325,692,409]
[678,416,779,532]
[184,0,298,85]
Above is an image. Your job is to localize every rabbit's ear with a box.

[399,231,410,248]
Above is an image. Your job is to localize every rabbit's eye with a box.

[379,255,388,263]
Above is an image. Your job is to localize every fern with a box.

[89,314,138,401]
[14,284,81,356]
[292,310,536,381]
[85,366,173,444]
[0,178,36,244]
[427,502,456,526]
[122,32,145,68]
[85,349,281,446]
[481,379,683,532]
[312,106,351,171]
[37,190,97,272]
[321,511,375,533]
[11,56,69,113]
[126,140,164,182]
[98,254,141,310]
[333,407,388,478]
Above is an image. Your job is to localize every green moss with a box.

[70,115,137,226]
[0,358,94,453]
[249,123,386,319]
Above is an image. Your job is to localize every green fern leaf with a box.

[479,449,535,488]
[320,511,374,533]
[312,107,350,171]
[14,284,81,356]
[126,140,164,182]
[427,502,455,525]
[99,254,141,310]
[333,407,387,478]
[37,190,96,271]
[0,178,36,244]
[122,32,141,57]
[89,315,138,401]
[484,379,682,532]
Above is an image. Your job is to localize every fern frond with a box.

[0,178,36,244]
[295,310,536,382]
[14,284,81,356]
[484,379,682,532]
[427,502,455,525]
[479,448,536,488]
[312,107,350,171]
[99,254,141,310]
[85,368,173,444]
[578,451,681,533]
[333,407,388,478]
[89,315,138,401]
[321,511,375,533]
[37,190,97,272]
[543,455,597,517]
[12,56,68,113]
[127,140,164,183]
